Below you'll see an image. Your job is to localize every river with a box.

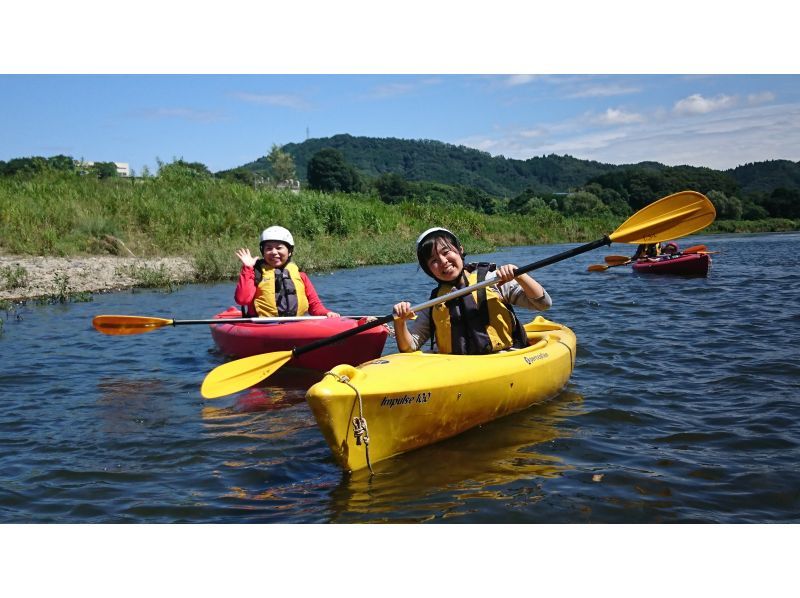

[2,233,798,527]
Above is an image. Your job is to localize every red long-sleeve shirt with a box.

[234,265,332,316]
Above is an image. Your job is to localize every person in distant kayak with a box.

[661,241,679,255]
[234,226,340,318]
[392,227,552,354]
[632,242,662,260]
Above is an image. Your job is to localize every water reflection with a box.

[201,368,322,419]
[327,389,585,522]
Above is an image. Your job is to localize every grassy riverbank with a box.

[2,173,797,283]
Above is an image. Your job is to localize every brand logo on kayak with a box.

[381,392,431,408]
[364,359,390,365]
[524,352,549,364]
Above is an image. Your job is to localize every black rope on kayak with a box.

[324,372,375,476]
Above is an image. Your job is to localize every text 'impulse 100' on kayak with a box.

[305,316,576,472]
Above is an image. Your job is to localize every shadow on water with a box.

[326,389,585,523]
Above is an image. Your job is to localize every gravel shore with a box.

[0,255,196,301]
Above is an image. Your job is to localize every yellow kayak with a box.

[305,316,577,472]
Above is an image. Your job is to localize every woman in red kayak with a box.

[392,227,552,355]
[632,241,679,261]
[234,225,340,318]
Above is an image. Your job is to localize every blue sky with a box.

[3,2,798,179]
[2,74,798,175]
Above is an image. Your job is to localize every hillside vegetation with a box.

[239,133,800,198]
[0,170,631,280]
[1,140,798,284]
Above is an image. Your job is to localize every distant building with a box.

[276,178,301,194]
[75,160,131,177]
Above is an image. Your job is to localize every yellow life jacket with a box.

[430,263,528,355]
[253,261,309,317]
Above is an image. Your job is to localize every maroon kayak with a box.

[209,307,389,371]
[632,252,711,276]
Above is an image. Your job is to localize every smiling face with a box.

[425,237,464,282]
[260,241,291,268]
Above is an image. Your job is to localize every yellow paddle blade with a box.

[588,264,610,272]
[92,315,174,335]
[201,351,294,399]
[609,191,716,244]
[604,255,632,265]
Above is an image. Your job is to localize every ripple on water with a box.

[2,233,800,523]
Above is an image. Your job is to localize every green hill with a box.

[727,159,800,193]
[240,134,633,196]
[236,134,800,197]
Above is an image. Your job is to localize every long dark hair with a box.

[417,232,464,280]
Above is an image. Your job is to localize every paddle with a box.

[92,315,369,336]
[588,260,631,272]
[201,190,716,399]
[604,255,633,265]
[681,244,707,254]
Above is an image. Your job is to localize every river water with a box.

[2,232,799,527]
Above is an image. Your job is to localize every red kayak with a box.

[209,307,389,371]
[632,252,711,276]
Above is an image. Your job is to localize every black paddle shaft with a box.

[292,236,612,358]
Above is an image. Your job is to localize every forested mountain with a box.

[237,134,800,197]
[240,134,631,196]
[728,160,800,193]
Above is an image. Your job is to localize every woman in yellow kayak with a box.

[393,227,552,354]
[234,225,340,318]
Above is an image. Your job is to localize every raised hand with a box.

[235,247,258,268]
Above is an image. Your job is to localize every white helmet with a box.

[415,227,463,279]
[259,226,294,248]
[416,227,460,249]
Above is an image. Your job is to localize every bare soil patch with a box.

[0,255,195,301]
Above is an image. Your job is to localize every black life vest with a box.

[429,262,528,354]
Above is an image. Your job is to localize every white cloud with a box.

[673,93,737,115]
[594,108,645,125]
[567,84,641,98]
[363,78,441,99]
[230,92,311,110]
[519,128,546,139]
[503,75,538,87]
[747,91,775,105]
[454,101,800,170]
[139,107,224,122]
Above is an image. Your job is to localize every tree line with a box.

[4,141,799,221]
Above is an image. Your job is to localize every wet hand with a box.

[236,248,257,268]
[325,311,341,318]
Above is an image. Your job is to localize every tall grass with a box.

[2,173,792,277]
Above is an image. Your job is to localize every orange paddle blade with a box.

[604,255,632,265]
[588,264,610,272]
[92,315,173,335]
[682,244,708,254]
